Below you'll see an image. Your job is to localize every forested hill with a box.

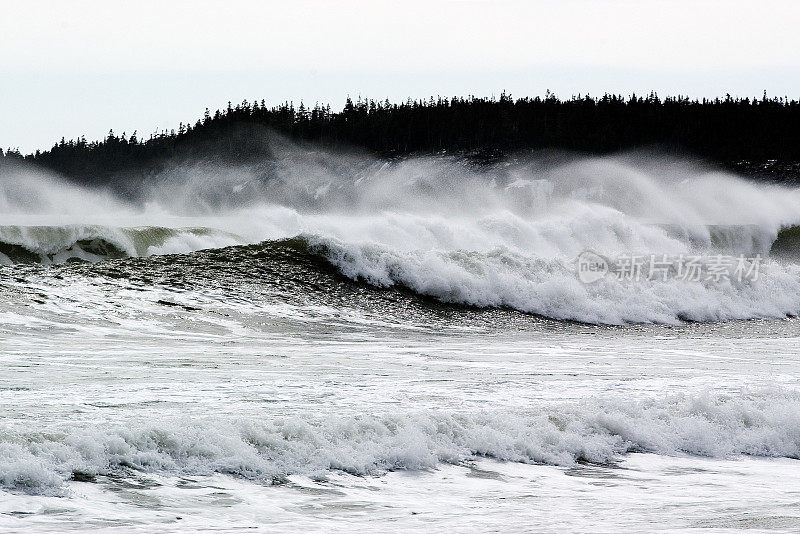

[3,92,800,183]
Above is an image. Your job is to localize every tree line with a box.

[3,92,800,183]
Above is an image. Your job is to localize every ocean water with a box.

[1,151,800,532]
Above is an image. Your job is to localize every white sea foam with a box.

[314,234,800,324]
[0,224,241,264]
[1,391,798,496]
[3,151,800,322]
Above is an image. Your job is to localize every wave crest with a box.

[306,233,800,324]
[0,225,240,264]
[2,391,798,495]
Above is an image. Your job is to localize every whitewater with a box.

[1,146,800,532]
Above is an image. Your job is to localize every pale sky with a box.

[2,0,800,153]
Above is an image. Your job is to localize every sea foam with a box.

[2,391,799,496]
[3,152,800,323]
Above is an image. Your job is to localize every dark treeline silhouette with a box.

[4,92,800,183]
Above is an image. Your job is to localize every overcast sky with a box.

[2,0,799,153]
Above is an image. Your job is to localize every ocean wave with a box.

[0,225,241,264]
[4,224,800,324]
[307,233,800,324]
[1,219,797,266]
[4,153,800,324]
[6,226,800,324]
[2,391,798,496]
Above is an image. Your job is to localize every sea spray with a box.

[3,149,800,323]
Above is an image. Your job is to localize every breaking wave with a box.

[0,225,240,264]
[2,390,798,496]
[304,233,800,325]
[3,148,800,323]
